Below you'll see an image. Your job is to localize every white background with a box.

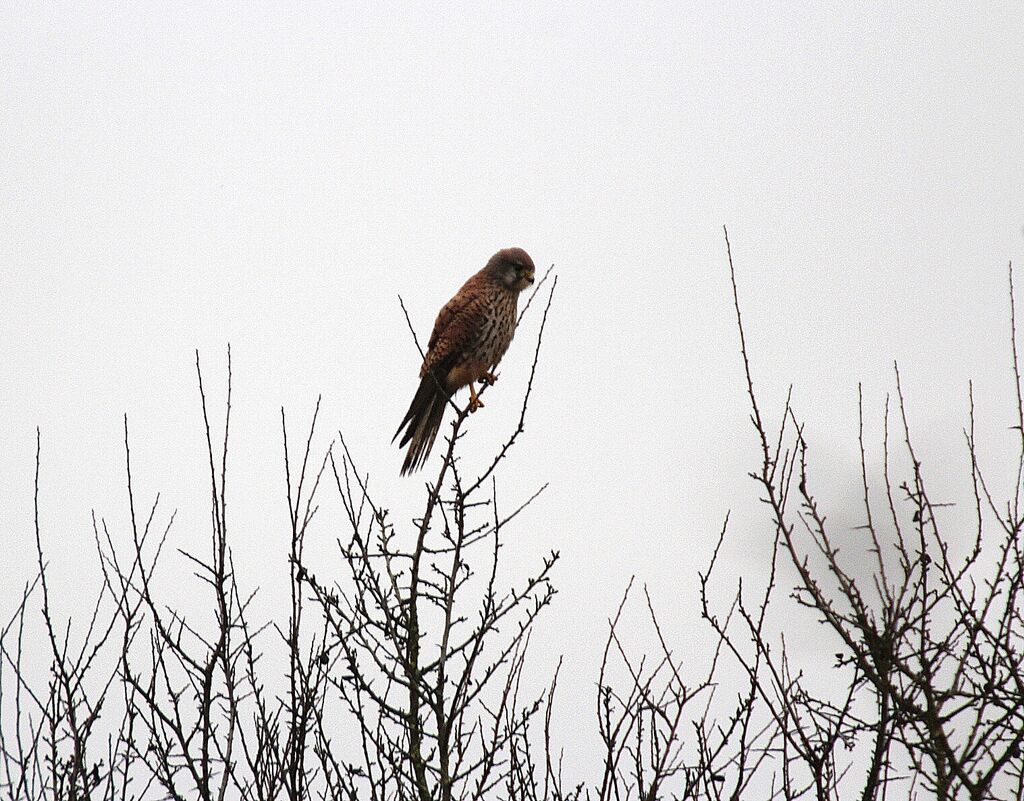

[3,1,1024,785]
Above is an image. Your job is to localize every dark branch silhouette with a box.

[6,245,1024,801]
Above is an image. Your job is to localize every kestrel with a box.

[394,247,536,475]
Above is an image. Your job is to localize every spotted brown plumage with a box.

[394,247,536,475]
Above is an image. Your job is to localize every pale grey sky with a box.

[2,0,1024,787]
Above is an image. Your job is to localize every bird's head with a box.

[488,247,536,292]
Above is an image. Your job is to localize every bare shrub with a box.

[5,241,1024,801]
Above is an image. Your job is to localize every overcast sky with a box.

[2,0,1024,784]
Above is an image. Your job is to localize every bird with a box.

[394,247,536,475]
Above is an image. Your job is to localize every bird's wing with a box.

[422,279,488,376]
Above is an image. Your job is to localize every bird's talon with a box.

[481,372,498,386]
[468,382,485,413]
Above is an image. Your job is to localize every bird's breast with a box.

[474,291,518,367]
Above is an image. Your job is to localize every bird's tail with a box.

[393,371,451,476]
